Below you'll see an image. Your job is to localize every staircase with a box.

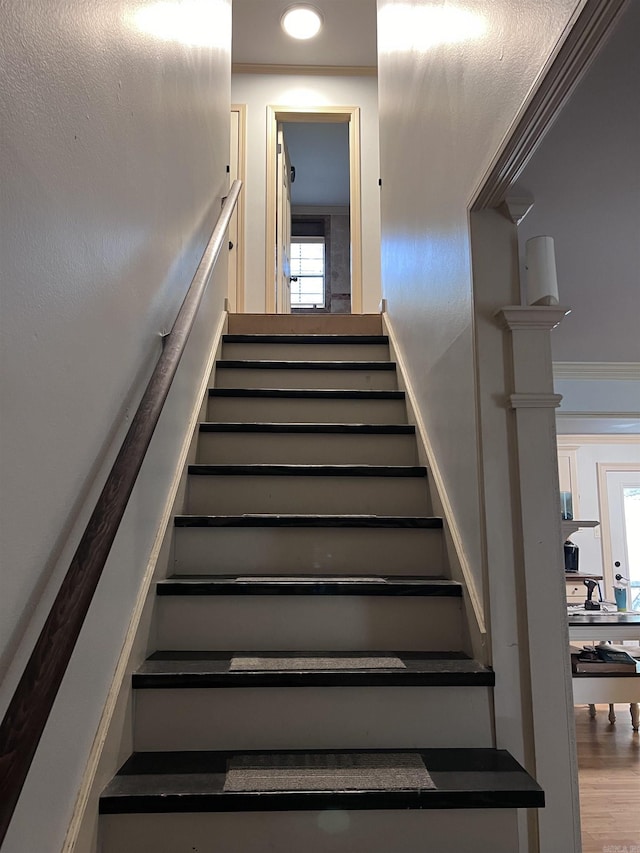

[99,313,542,852]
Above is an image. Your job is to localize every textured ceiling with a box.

[232,0,377,67]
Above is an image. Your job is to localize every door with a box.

[228,105,246,312]
[275,126,292,313]
[602,466,640,607]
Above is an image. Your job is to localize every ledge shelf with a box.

[562,519,599,540]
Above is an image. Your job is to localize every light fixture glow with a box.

[281,5,323,40]
[378,4,487,53]
[130,0,228,48]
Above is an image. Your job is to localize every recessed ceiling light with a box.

[281,5,323,40]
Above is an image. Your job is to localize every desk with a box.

[568,612,640,731]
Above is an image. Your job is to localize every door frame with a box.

[597,462,640,595]
[230,103,247,312]
[265,105,363,314]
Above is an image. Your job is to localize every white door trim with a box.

[230,104,247,312]
[470,0,629,210]
[265,105,363,314]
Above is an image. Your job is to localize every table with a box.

[568,612,640,731]
[568,612,640,642]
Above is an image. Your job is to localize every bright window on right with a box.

[290,238,325,309]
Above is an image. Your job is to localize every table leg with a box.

[608,704,616,724]
[588,704,596,718]
[631,703,639,732]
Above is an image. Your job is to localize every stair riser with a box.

[156,596,463,651]
[207,397,407,424]
[186,475,430,516]
[133,686,493,751]
[222,343,390,361]
[227,314,383,334]
[102,810,519,853]
[173,527,446,575]
[197,433,418,465]
[215,368,398,391]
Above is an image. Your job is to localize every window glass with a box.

[291,239,325,308]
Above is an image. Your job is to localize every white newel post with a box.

[496,305,581,853]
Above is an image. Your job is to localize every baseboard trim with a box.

[381,313,487,641]
[62,309,229,853]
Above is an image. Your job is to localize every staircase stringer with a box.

[382,311,487,664]
[61,309,229,853]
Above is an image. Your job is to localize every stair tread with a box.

[100,747,543,813]
[209,388,405,399]
[199,423,415,434]
[157,575,461,597]
[174,514,443,528]
[187,464,426,477]
[223,335,389,344]
[134,651,494,688]
[217,360,396,370]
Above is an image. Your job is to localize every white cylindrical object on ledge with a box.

[525,235,559,305]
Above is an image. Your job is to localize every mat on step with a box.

[229,654,407,671]
[223,752,435,792]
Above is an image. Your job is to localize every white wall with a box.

[231,72,381,312]
[377,6,584,848]
[559,439,640,583]
[376,0,580,597]
[517,2,640,364]
[0,0,231,849]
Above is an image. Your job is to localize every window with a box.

[290,238,325,308]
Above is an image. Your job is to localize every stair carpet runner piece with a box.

[100,319,542,852]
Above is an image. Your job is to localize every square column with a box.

[496,305,580,853]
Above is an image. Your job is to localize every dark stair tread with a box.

[100,747,544,813]
[217,360,396,371]
[223,335,389,344]
[199,423,415,434]
[157,575,460,597]
[209,388,405,399]
[187,464,426,477]
[134,651,494,688]
[174,514,443,529]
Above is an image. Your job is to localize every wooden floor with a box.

[576,703,640,852]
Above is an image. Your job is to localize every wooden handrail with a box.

[0,180,242,846]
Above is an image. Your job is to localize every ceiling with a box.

[232,0,377,67]
[283,122,350,207]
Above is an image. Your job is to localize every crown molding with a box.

[232,63,377,77]
[557,411,640,419]
[553,362,640,381]
[557,433,640,445]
